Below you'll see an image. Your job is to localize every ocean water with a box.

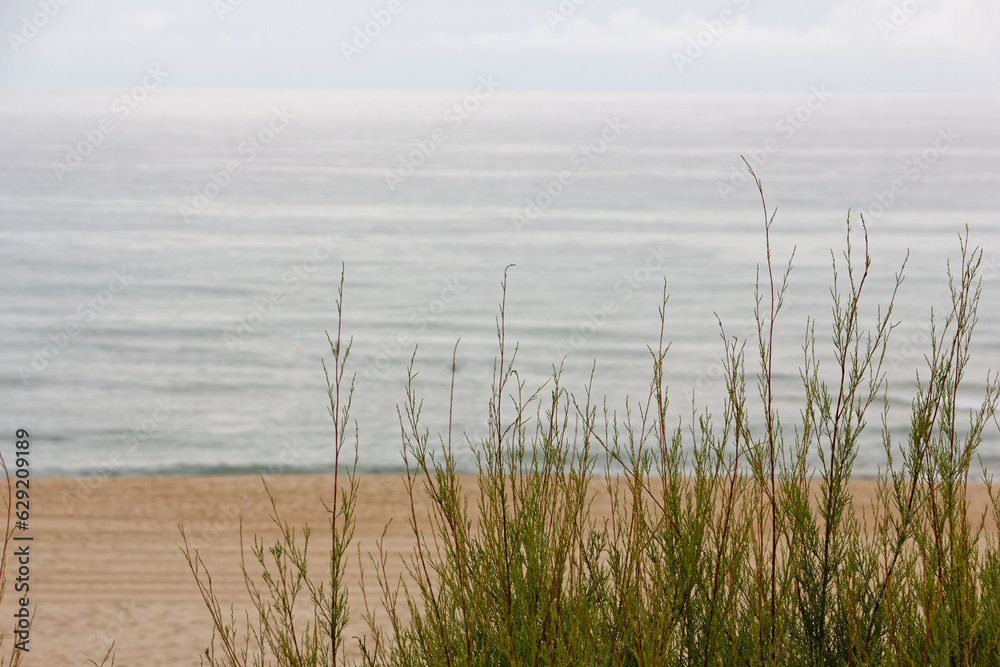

[1,88,997,478]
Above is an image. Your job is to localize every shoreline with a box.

[20,473,1000,665]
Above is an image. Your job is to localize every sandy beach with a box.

[14,473,999,665]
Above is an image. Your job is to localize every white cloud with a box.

[871,0,1000,51]
[431,2,998,60]
[2,0,996,91]
[432,11,699,55]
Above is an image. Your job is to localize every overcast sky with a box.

[1,0,998,92]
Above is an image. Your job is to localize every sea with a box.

[1,88,998,478]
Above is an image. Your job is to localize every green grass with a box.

[177,167,1000,666]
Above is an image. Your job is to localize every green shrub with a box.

[183,167,1000,666]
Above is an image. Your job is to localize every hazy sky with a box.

[2,0,998,92]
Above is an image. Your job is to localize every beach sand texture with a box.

[13,474,999,665]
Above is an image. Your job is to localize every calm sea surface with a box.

[1,89,997,477]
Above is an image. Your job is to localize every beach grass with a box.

[170,166,1000,666]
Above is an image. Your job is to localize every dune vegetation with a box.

[165,167,999,665]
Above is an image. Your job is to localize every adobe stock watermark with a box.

[384,76,501,192]
[673,0,752,73]
[556,245,671,357]
[179,108,295,222]
[511,117,627,232]
[51,66,168,182]
[60,397,179,514]
[70,601,143,667]
[716,85,831,201]
[340,0,405,63]
[362,278,466,381]
[7,0,72,53]
[984,255,1000,282]
[545,0,588,29]
[859,127,959,221]
[222,236,336,352]
[17,269,133,383]
[182,438,304,551]
[884,254,999,369]
[678,295,801,399]
[886,321,937,373]
[213,0,246,20]
[877,0,930,39]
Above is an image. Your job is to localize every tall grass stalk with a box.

[187,171,1000,666]
[182,265,358,666]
